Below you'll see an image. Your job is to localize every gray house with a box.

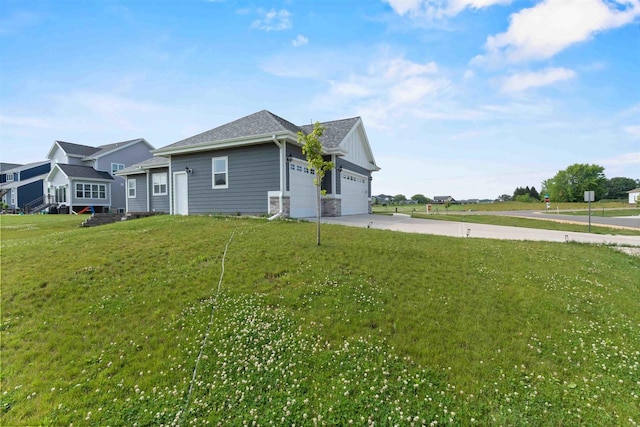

[45,139,154,213]
[118,110,380,217]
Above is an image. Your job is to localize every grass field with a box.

[556,209,640,218]
[410,213,640,236]
[373,201,633,214]
[1,215,639,425]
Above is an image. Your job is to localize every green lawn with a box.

[1,215,639,425]
[373,201,631,214]
[555,208,640,217]
[410,212,640,236]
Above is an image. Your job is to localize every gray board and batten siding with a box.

[171,143,280,215]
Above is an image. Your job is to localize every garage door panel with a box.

[341,172,368,215]
[289,162,317,218]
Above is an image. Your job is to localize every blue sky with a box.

[1,0,638,199]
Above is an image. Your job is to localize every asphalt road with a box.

[318,214,640,247]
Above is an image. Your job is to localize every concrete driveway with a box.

[318,214,640,247]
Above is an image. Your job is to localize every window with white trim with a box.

[212,156,228,189]
[6,173,14,182]
[111,163,125,174]
[76,183,107,199]
[127,179,136,198]
[152,173,168,195]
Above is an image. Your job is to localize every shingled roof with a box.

[56,164,114,180]
[299,117,360,149]
[56,141,101,157]
[116,156,170,175]
[161,110,303,151]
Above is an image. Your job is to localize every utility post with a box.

[584,191,594,233]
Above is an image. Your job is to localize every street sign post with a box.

[584,191,595,232]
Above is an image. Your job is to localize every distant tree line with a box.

[499,163,638,203]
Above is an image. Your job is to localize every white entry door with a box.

[173,172,188,215]
[289,161,317,218]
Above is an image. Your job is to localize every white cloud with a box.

[292,34,308,47]
[317,53,448,129]
[475,0,640,64]
[383,0,510,18]
[601,151,640,167]
[501,67,577,93]
[623,125,640,139]
[251,9,292,31]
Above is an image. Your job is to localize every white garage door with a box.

[289,162,317,218]
[341,171,369,215]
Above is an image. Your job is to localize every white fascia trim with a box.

[153,132,298,156]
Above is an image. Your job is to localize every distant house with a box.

[0,161,51,212]
[433,196,456,204]
[372,194,394,204]
[45,139,154,213]
[628,188,640,205]
[119,110,380,217]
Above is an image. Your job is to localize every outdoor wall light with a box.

[286,153,292,162]
[185,167,193,174]
[337,166,343,173]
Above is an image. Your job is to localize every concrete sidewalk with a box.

[317,214,640,247]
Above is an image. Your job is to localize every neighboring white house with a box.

[628,188,640,205]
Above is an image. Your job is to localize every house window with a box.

[111,163,125,175]
[75,183,107,199]
[6,173,14,182]
[212,156,228,189]
[127,179,136,198]
[152,173,168,195]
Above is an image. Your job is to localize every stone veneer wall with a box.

[269,196,291,217]
[321,197,341,217]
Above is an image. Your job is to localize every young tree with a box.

[298,122,334,246]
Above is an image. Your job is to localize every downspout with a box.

[269,135,284,220]
[146,170,150,212]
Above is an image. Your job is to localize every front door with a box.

[173,172,188,215]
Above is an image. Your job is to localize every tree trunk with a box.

[316,184,321,246]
